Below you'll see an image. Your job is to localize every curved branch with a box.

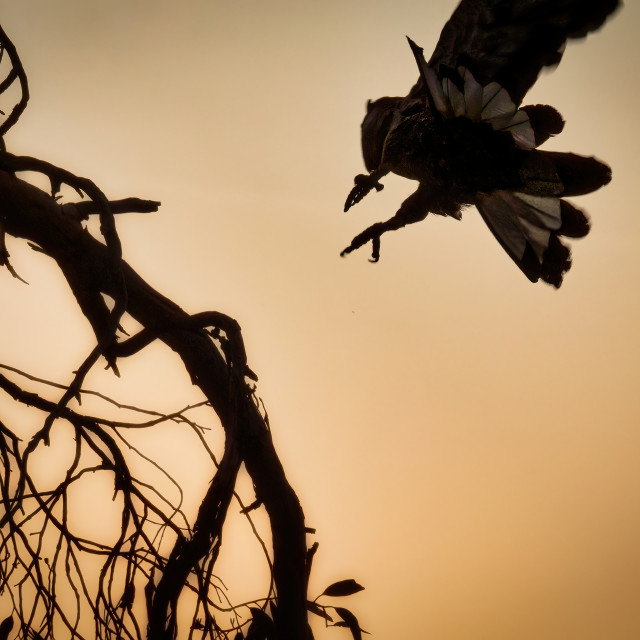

[0,170,310,639]
[0,26,29,139]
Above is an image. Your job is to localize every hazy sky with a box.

[1,1,639,639]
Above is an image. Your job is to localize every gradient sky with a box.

[1,1,639,638]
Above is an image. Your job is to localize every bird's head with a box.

[361,96,403,172]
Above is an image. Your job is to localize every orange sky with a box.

[1,1,639,638]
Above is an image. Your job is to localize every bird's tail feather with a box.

[475,190,585,287]
[544,151,612,196]
[559,200,590,238]
[521,104,565,146]
[476,145,611,287]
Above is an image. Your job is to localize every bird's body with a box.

[382,103,523,202]
[342,0,620,287]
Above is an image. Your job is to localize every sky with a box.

[0,1,639,638]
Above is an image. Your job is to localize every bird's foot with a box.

[341,185,432,262]
[344,173,384,212]
[340,221,386,262]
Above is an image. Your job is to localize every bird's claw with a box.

[344,173,384,212]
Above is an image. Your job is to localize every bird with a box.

[341,0,620,287]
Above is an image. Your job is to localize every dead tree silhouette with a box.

[0,23,364,640]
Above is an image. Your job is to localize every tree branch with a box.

[0,169,310,639]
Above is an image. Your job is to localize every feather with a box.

[516,193,562,232]
[502,110,536,150]
[540,235,572,288]
[476,191,560,259]
[559,200,590,238]
[434,63,536,149]
[521,104,565,145]
[443,76,466,117]
[481,83,517,128]
[424,0,621,104]
[461,66,483,119]
[519,152,564,196]
[361,97,403,171]
[543,151,612,196]
[518,216,552,261]
[475,190,576,286]
[475,191,528,259]
[407,37,452,117]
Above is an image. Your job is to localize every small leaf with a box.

[306,601,333,622]
[334,607,368,640]
[321,579,365,598]
[0,617,14,640]
[249,607,270,620]
[245,608,274,640]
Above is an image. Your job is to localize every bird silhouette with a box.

[342,0,620,287]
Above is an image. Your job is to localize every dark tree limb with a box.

[0,168,310,639]
[61,197,161,221]
[0,25,29,140]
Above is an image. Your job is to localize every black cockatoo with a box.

[342,0,620,287]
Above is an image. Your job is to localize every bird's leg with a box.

[341,183,432,261]
[344,167,389,212]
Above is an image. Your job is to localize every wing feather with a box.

[475,190,572,285]
[410,0,620,104]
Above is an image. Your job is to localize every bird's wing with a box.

[409,0,620,104]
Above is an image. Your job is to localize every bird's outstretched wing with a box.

[414,0,620,104]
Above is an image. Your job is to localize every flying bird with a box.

[342,0,620,287]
